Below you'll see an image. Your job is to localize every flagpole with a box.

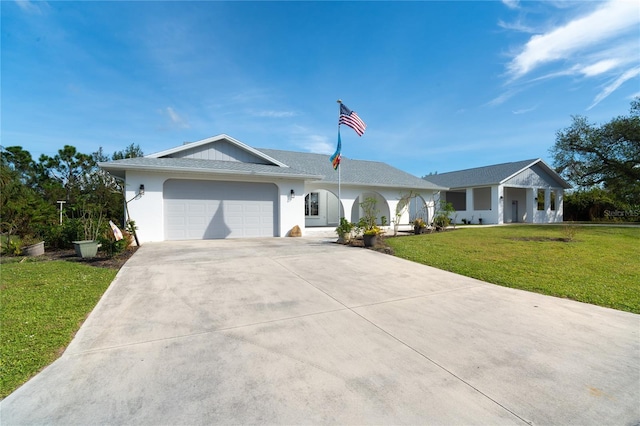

[337,99,342,222]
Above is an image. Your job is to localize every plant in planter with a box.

[413,218,427,234]
[21,234,45,257]
[72,207,105,258]
[362,225,382,247]
[359,197,382,247]
[334,217,354,244]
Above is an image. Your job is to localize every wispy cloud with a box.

[303,135,334,155]
[507,1,639,80]
[497,19,535,34]
[164,107,190,129]
[15,0,47,14]
[501,0,520,10]
[486,88,521,107]
[499,0,640,108]
[512,105,538,115]
[250,110,297,118]
[579,59,620,77]
[588,66,640,110]
[288,126,334,154]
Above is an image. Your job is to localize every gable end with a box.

[503,163,565,188]
[166,139,272,164]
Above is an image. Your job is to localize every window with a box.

[445,191,466,211]
[473,187,491,210]
[305,192,319,216]
[550,190,556,211]
[537,189,545,210]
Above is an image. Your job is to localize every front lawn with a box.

[386,225,640,314]
[0,261,116,398]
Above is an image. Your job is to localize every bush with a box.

[41,219,83,250]
[97,224,132,258]
[564,188,633,221]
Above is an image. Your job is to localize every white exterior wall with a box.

[281,180,306,236]
[452,184,565,225]
[124,171,307,243]
[452,186,500,225]
[304,183,438,229]
[125,171,166,243]
[534,188,564,223]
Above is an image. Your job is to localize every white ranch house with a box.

[99,134,446,242]
[99,134,570,242]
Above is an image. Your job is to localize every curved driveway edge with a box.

[2,238,639,425]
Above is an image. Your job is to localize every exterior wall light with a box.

[139,184,145,196]
[290,189,295,199]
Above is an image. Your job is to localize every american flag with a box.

[339,103,366,136]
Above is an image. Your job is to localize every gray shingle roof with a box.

[426,159,539,188]
[99,141,446,190]
[99,157,321,179]
[257,148,445,190]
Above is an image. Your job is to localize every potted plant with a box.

[21,235,45,257]
[358,197,382,247]
[413,218,427,234]
[363,226,382,247]
[72,207,104,258]
[335,217,354,244]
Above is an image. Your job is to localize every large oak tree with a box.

[551,99,640,205]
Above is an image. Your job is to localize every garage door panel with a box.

[164,180,277,240]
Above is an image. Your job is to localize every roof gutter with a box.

[98,162,323,181]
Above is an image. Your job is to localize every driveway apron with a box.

[1,238,638,425]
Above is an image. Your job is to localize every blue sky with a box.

[2,0,639,177]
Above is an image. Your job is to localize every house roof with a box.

[258,148,446,190]
[99,156,323,180]
[99,134,446,191]
[425,158,572,189]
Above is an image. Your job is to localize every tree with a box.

[551,98,640,205]
[0,148,55,242]
[1,146,37,187]
[38,145,95,204]
[112,143,143,160]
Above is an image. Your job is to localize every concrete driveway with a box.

[2,238,639,425]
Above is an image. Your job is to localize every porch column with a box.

[497,185,504,224]
[340,198,356,222]
[387,199,401,226]
[526,188,535,223]
[466,188,474,214]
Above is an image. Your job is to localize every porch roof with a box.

[425,159,572,189]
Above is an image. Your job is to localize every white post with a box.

[57,200,66,225]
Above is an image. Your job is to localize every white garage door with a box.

[163,179,278,240]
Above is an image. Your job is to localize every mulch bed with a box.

[37,246,139,270]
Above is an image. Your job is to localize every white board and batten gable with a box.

[147,134,288,167]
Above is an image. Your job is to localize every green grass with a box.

[0,260,116,398]
[386,225,640,314]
